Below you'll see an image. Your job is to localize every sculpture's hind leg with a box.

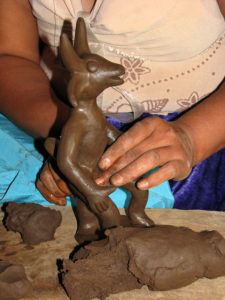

[97,197,121,229]
[75,198,101,244]
[92,167,121,230]
[123,182,154,227]
[75,196,121,244]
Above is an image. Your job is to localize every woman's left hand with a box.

[36,158,72,205]
[95,116,194,190]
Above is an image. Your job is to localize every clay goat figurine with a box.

[45,17,153,243]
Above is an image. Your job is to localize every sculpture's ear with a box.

[74,17,91,56]
[60,33,83,72]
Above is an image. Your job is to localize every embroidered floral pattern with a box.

[120,57,151,85]
[142,99,169,113]
[176,91,199,112]
[115,103,131,113]
[103,32,225,115]
[108,98,168,114]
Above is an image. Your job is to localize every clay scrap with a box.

[62,225,225,300]
[0,260,32,300]
[4,202,62,245]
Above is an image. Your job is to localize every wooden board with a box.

[1,206,225,300]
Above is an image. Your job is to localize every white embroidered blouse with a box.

[29,0,225,118]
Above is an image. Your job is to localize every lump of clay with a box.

[0,260,32,300]
[5,202,62,245]
[126,225,225,290]
[62,226,225,300]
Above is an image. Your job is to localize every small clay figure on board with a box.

[45,17,153,243]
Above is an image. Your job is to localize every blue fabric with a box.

[0,114,49,205]
[170,149,225,210]
[0,114,174,208]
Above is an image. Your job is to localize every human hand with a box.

[95,117,194,190]
[36,159,72,205]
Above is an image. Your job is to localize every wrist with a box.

[171,82,225,166]
[171,119,197,167]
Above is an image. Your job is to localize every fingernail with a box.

[95,177,104,185]
[137,180,149,190]
[111,174,123,186]
[99,158,111,169]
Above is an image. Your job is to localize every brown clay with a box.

[45,17,153,243]
[62,225,225,300]
[0,260,32,299]
[5,202,62,245]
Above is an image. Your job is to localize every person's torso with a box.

[29,0,225,117]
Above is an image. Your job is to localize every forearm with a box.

[0,55,69,138]
[173,80,225,166]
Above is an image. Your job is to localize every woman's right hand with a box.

[36,159,72,206]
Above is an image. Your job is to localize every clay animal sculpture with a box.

[45,17,153,243]
[62,226,225,300]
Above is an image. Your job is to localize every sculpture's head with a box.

[60,17,125,106]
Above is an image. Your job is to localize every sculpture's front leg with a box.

[56,122,121,231]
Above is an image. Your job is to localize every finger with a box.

[137,160,191,190]
[97,122,179,184]
[110,146,176,186]
[95,170,111,186]
[96,134,164,186]
[99,118,155,170]
[48,163,72,195]
[36,180,67,206]
[39,163,68,197]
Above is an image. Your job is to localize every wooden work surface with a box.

[1,206,225,300]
